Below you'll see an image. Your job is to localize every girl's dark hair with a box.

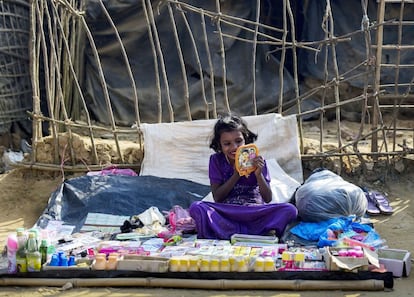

[210,113,258,152]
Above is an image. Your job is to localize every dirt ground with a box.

[0,118,413,296]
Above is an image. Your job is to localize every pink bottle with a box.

[7,233,18,274]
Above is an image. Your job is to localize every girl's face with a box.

[219,130,245,161]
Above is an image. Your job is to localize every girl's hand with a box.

[253,156,265,176]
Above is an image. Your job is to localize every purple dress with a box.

[189,152,298,240]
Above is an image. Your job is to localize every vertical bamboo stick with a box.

[200,9,217,118]
[177,3,209,119]
[98,0,141,127]
[167,3,191,121]
[286,0,302,153]
[145,0,174,122]
[214,0,230,113]
[251,0,260,115]
[142,0,162,123]
[373,0,385,155]
[80,16,124,163]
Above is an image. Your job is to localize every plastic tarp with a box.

[35,175,211,233]
[299,0,414,92]
[83,0,296,124]
[82,0,414,126]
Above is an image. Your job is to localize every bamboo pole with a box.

[176,2,210,120]
[373,0,385,155]
[145,0,174,122]
[251,0,260,115]
[80,15,124,163]
[48,0,99,164]
[286,0,301,153]
[30,0,41,165]
[214,0,230,113]
[167,3,191,121]
[34,0,60,165]
[97,0,141,127]
[142,0,162,123]
[200,9,217,118]
[0,277,385,291]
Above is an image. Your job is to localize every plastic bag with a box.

[87,166,137,176]
[294,168,367,222]
[167,205,196,233]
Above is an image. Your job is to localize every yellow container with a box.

[254,257,265,272]
[263,257,275,272]
[220,258,230,272]
[199,258,210,272]
[179,256,189,272]
[236,257,249,272]
[169,257,180,272]
[188,257,199,272]
[210,258,220,272]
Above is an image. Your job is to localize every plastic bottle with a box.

[49,253,59,266]
[28,229,39,248]
[39,239,49,265]
[26,232,42,272]
[16,229,27,273]
[68,255,76,266]
[7,233,18,273]
[58,251,68,266]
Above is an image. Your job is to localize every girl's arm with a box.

[211,171,240,203]
[254,157,272,203]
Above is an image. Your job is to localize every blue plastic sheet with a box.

[36,175,210,233]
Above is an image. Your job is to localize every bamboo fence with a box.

[2,0,413,176]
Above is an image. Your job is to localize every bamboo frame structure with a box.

[5,0,411,176]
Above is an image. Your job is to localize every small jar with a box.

[169,257,180,272]
[94,253,107,270]
[264,257,275,272]
[209,258,220,272]
[106,253,119,270]
[254,257,265,272]
[236,257,248,272]
[188,257,199,272]
[199,258,210,272]
[229,257,237,272]
[220,258,230,272]
[179,256,189,272]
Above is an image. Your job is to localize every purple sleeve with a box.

[263,160,271,184]
[208,154,224,185]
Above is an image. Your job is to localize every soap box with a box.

[377,248,411,277]
[324,247,379,272]
[116,255,169,273]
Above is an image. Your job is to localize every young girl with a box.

[189,113,298,240]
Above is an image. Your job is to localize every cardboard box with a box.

[42,258,92,271]
[378,248,411,277]
[116,255,169,272]
[324,247,379,272]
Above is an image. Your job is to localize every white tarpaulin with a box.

[139,113,303,201]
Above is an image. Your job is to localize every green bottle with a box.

[26,232,41,272]
[39,239,48,265]
[16,230,27,273]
